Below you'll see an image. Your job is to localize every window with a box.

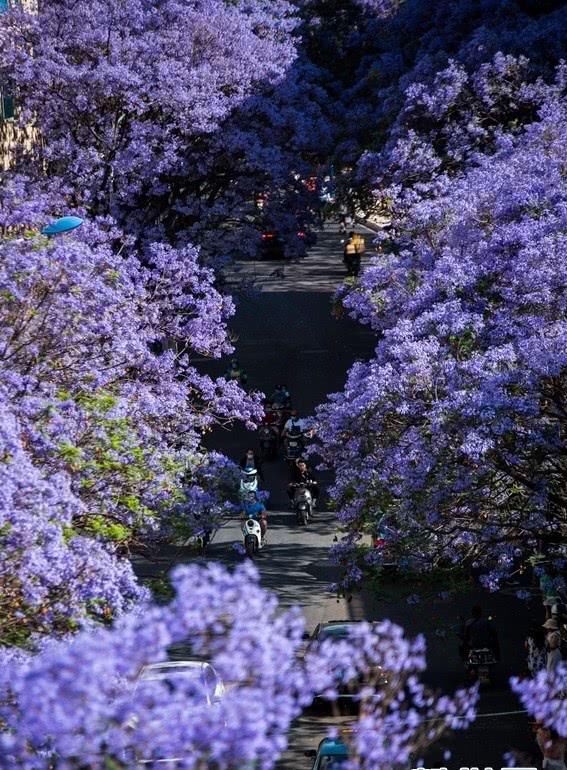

[1,95,15,120]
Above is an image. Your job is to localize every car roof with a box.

[144,661,206,670]
[316,621,356,637]
[318,738,349,757]
[140,661,211,678]
[322,620,358,626]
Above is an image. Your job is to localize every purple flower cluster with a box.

[320,96,567,585]
[0,216,261,640]
[0,563,477,769]
[0,0,331,257]
[511,664,567,737]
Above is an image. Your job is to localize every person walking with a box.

[353,231,365,257]
[542,618,563,672]
[343,232,361,276]
[525,622,546,676]
[540,570,560,620]
[536,725,566,770]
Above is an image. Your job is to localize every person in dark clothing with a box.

[239,448,264,481]
[461,605,500,660]
[287,458,319,505]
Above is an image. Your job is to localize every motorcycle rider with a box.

[283,410,315,440]
[287,458,319,507]
[270,384,291,409]
[239,465,259,500]
[225,358,248,386]
[241,492,267,539]
[261,399,281,428]
[239,448,265,481]
[459,605,500,665]
[282,410,306,438]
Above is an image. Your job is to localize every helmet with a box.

[231,358,239,367]
[242,466,257,477]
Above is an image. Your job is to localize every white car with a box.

[138,660,225,706]
[132,661,226,766]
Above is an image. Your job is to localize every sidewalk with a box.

[355,212,389,233]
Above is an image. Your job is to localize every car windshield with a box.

[319,625,351,641]
[319,757,349,770]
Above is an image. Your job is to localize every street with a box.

[134,224,538,770]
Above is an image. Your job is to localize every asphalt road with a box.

[134,223,541,770]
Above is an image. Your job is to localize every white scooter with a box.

[242,515,265,558]
[293,485,312,525]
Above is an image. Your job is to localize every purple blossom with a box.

[0,564,477,769]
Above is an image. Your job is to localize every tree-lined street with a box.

[132,223,537,768]
[1,0,566,767]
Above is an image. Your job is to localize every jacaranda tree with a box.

[0,194,261,643]
[0,562,477,770]
[0,0,331,257]
[319,94,567,593]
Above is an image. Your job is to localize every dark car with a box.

[258,227,315,260]
[259,230,286,259]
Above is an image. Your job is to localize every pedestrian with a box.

[343,231,357,260]
[536,725,566,770]
[525,622,546,676]
[353,231,365,256]
[542,618,563,672]
[540,569,560,620]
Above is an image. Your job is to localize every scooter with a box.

[466,648,496,685]
[284,431,305,465]
[272,405,291,432]
[258,424,278,460]
[293,485,312,525]
[242,515,264,558]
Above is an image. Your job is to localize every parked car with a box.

[132,661,226,766]
[305,737,349,770]
[309,621,386,708]
[137,660,225,706]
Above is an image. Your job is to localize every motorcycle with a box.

[293,484,313,525]
[466,648,496,685]
[258,424,278,460]
[272,405,291,431]
[284,431,305,465]
[239,468,258,500]
[242,513,264,558]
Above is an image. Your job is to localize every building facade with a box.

[0,0,37,170]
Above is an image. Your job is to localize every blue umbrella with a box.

[41,216,84,236]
